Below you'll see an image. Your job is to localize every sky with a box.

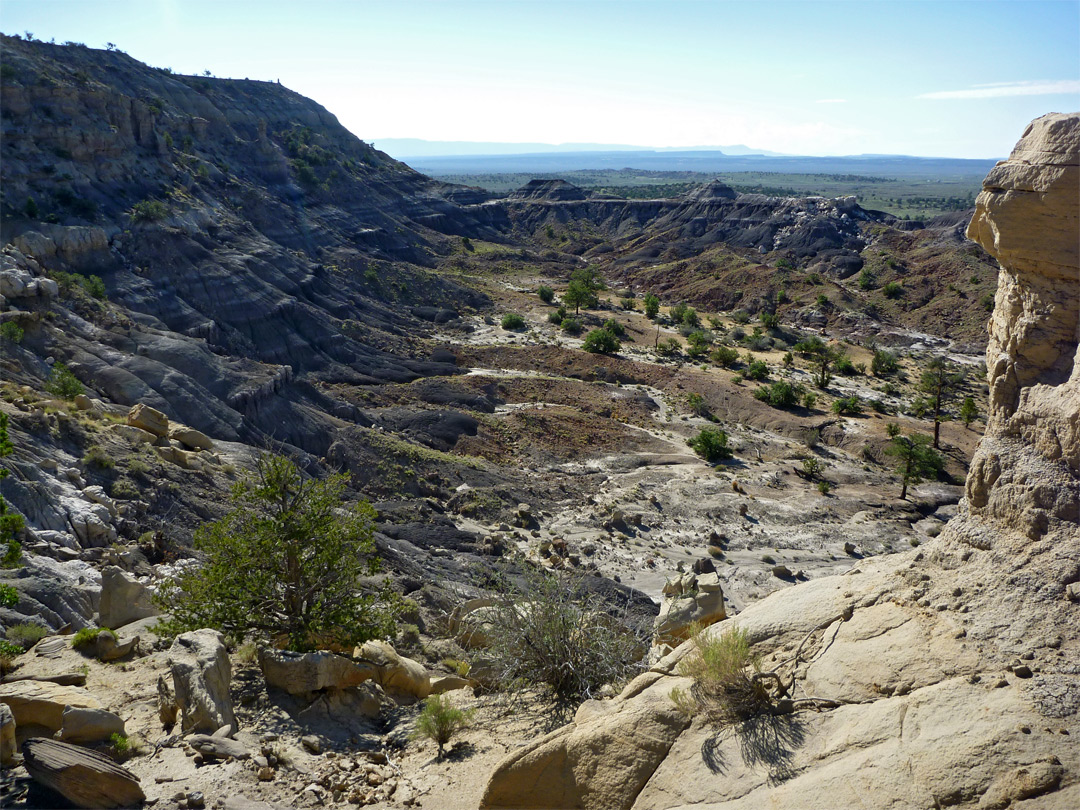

[1,0,1077,158]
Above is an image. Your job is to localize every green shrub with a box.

[753,380,802,409]
[620,296,636,311]
[832,395,862,415]
[24,197,39,219]
[537,285,555,304]
[687,393,708,417]
[883,281,903,298]
[980,293,995,312]
[871,350,899,376]
[72,627,107,648]
[655,337,681,357]
[109,732,130,755]
[84,275,106,299]
[411,695,474,759]
[759,311,780,329]
[130,199,169,222]
[802,391,817,410]
[835,355,858,376]
[560,318,582,335]
[441,658,471,677]
[817,480,832,495]
[82,445,114,469]
[0,584,18,607]
[685,331,710,359]
[500,313,526,331]
[816,294,829,307]
[858,268,877,290]
[643,294,660,319]
[0,639,23,663]
[45,362,84,399]
[6,623,46,649]
[744,360,768,381]
[688,428,733,462]
[547,310,564,325]
[582,327,620,354]
[710,345,739,367]
[602,319,626,338]
[110,478,139,500]
[0,322,23,344]
[731,310,751,325]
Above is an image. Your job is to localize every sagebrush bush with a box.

[484,568,645,704]
[500,313,526,331]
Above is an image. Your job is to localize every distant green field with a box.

[433,169,982,220]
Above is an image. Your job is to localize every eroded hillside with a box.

[0,38,1063,810]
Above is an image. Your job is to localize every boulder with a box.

[0,681,102,732]
[58,705,126,744]
[109,423,157,444]
[155,444,202,469]
[480,675,690,810]
[78,628,139,662]
[355,640,431,699]
[99,566,159,630]
[429,675,472,695]
[22,737,145,809]
[653,571,726,643]
[188,733,250,760]
[0,703,15,767]
[169,629,236,734]
[127,402,170,437]
[169,425,214,451]
[258,648,375,696]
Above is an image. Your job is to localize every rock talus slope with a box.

[479,113,1080,810]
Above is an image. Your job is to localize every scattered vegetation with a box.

[582,326,621,354]
[754,380,803,409]
[0,414,24,569]
[129,199,169,222]
[0,322,24,344]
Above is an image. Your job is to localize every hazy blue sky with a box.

[2,0,1077,157]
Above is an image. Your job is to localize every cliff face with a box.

[479,115,1080,810]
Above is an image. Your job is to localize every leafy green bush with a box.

[547,310,564,325]
[602,319,626,338]
[643,294,660,319]
[582,327,620,354]
[45,362,84,399]
[560,317,582,335]
[130,199,169,222]
[688,428,733,462]
[0,639,23,664]
[620,296,636,310]
[731,310,751,325]
[537,285,554,304]
[710,345,739,367]
[832,395,862,415]
[109,732,130,756]
[0,584,19,608]
[744,359,769,381]
[871,350,899,376]
[82,445,114,469]
[835,355,858,376]
[685,330,710,359]
[6,623,46,649]
[0,322,23,344]
[500,313,526,331]
[885,428,944,499]
[655,337,681,357]
[72,627,107,648]
[759,311,780,329]
[155,454,396,651]
[858,268,877,290]
[883,281,903,298]
[753,380,802,409]
[411,695,474,759]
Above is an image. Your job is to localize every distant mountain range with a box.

[385,147,1000,179]
[375,139,789,158]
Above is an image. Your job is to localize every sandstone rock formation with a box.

[22,737,146,809]
[258,648,375,696]
[479,113,1080,810]
[168,629,236,734]
[653,571,725,644]
[98,565,160,630]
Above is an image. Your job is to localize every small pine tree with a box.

[411,695,474,760]
[884,428,944,500]
[0,414,24,568]
[960,396,978,428]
